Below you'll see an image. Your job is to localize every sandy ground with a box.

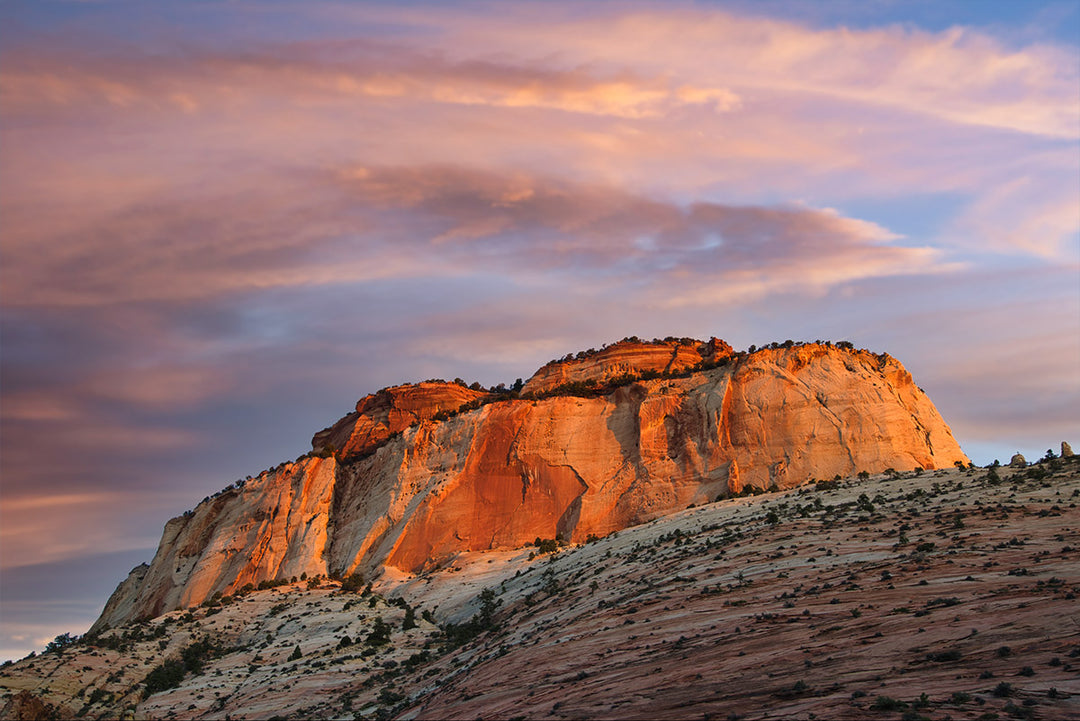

[2,457,1078,720]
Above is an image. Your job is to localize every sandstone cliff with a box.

[521,337,733,395]
[311,382,487,460]
[92,340,968,631]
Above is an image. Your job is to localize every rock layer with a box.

[521,338,733,395]
[312,382,487,460]
[93,341,968,630]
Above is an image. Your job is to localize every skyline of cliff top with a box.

[2,0,1078,663]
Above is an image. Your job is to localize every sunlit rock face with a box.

[94,341,968,629]
[520,338,734,396]
[93,457,336,632]
[311,382,488,460]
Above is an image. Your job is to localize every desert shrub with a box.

[442,588,501,648]
[871,695,907,710]
[534,538,559,554]
[142,659,186,697]
[378,687,404,706]
[45,633,79,654]
[341,572,365,592]
[365,617,393,647]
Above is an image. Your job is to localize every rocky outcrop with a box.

[0,691,59,721]
[1063,441,1074,458]
[94,340,968,629]
[312,382,487,460]
[93,457,336,631]
[521,338,733,396]
[1011,453,1027,467]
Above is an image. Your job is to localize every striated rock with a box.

[11,466,1080,721]
[312,382,487,460]
[726,459,742,495]
[1010,452,1027,467]
[95,340,968,628]
[521,338,733,396]
[0,691,56,721]
[93,457,336,632]
[1063,441,1074,458]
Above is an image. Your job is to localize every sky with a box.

[1,0,1078,663]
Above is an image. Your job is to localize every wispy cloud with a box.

[0,0,1076,640]
[2,161,943,309]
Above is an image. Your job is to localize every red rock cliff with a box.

[312,382,487,460]
[522,338,733,395]
[93,340,967,630]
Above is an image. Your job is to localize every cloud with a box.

[0,0,1076,631]
[946,159,1080,258]
[2,159,941,311]
[0,39,741,120]
[421,4,1080,138]
[0,489,181,570]
[2,7,1074,196]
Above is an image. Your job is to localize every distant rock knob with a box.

[1009,453,1027,467]
[1063,441,1074,458]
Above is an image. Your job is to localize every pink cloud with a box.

[2,6,1073,218]
[0,1,1076,590]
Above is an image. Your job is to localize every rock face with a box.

[0,690,58,721]
[1063,441,1074,458]
[522,338,733,395]
[1011,453,1027,467]
[94,458,337,630]
[312,382,487,460]
[93,340,968,631]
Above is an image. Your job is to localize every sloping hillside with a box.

[3,455,1077,720]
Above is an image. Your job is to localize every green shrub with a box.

[341,572,365,592]
[365,617,393,647]
[534,538,559,554]
[871,695,907,711]
[142,659,186,697]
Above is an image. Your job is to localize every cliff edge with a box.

[92,339,967,631]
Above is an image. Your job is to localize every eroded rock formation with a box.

[312,382,487,460]
[93,340,968,631]
[522,338,734,395]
